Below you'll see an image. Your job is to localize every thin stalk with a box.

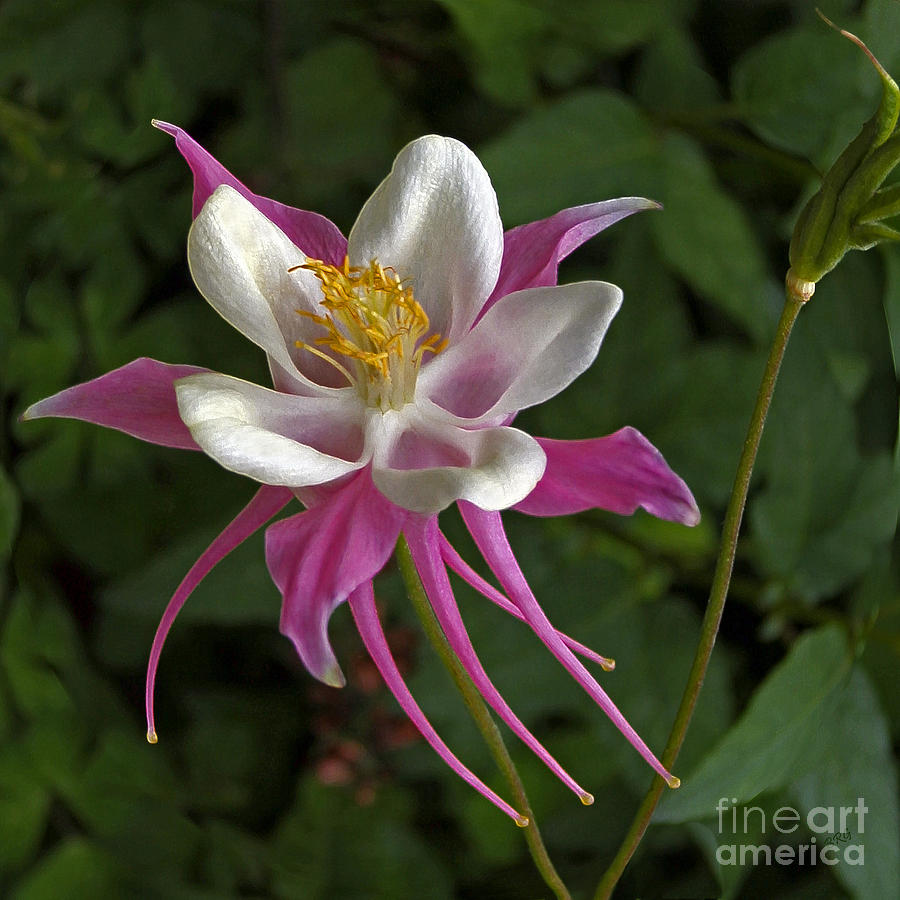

[594,294,806,900]
[394,535,572,900]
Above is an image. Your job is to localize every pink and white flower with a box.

[24,123,699,823]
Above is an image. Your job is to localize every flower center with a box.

[294,257,446,411]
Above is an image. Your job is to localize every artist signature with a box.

[823,831,852,847]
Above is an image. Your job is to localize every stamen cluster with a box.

[296,257,446,410]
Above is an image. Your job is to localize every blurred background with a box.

[2,1,898,897]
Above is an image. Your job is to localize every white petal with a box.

[176,373,367,486]
[369,406,546,514]
[188,185,343,391]
[418,281,622,423]
[348,136,503,346]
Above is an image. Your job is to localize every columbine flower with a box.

[24,122,699,823]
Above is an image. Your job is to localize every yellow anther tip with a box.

[146,729,158,745]
[514,815,530,828]
[666,774,681,789]
[580,792,595,806]
[601,658,616,672]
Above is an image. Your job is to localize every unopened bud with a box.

[787,14,900,291]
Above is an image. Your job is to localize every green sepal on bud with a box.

[787,13,900,301]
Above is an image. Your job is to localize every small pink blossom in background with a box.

[24,123,699,822]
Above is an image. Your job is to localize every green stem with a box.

[594,294,806,900]
[394,535,572,900]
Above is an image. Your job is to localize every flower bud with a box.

[787,15,900,301]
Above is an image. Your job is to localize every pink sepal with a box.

[153,120,348,265]
[460,503,679,788]
[438,531,615,670]
[22,358,207,450]
[514,428,700,525]
[348,581,526,823]
[145,485,294,740]
[405,516,590,800]
[265,471,407,687]
[482,198,659,318]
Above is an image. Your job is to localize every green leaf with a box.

[437,0,547,107]
[9,838,119,900]
[752,331,899,601]
[99,512,279,629]
[0,4,130,97]
[651,134,777,342]
[125,54,190,142]
[1,591,82,719]
[139,0,258,97]
[55,730,194,862]
[0,742,52,875]
[656,625,852,823]
[6,333,80,408]
[0,276,18,376]
[197,820,269,895]
[634,28,720,113]
[23,272,78,336]
[79,244,146,337]
[793,453,899,598]
[74,54,187,169]
[688,797,782,900]
[272,778,452,900]
[480,90,659,224]
[732,23,867,166]
[115,302,209,372]
[549,0,700,57]
[882,247,900,378]
[860,578,900,742]
[180,688,306,817]
[0,464,19,558]
[15,426,80,498]
[31,475,156,576]
[861,0,900,79]
[653,343,761,507]
[280,38,401,211]
[792,668,899,900]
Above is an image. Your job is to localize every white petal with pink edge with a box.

[175,373,367,487]
[368,403,546,514]
[188,185,345,391]
[488,197,659,304]
[418,280,622,423]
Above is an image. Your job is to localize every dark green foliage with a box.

[2,1,898,897]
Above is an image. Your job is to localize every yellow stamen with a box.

[146,729,158,744]
[294,257,444,410]
[294,336,356,385]
[515,815,530,828]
